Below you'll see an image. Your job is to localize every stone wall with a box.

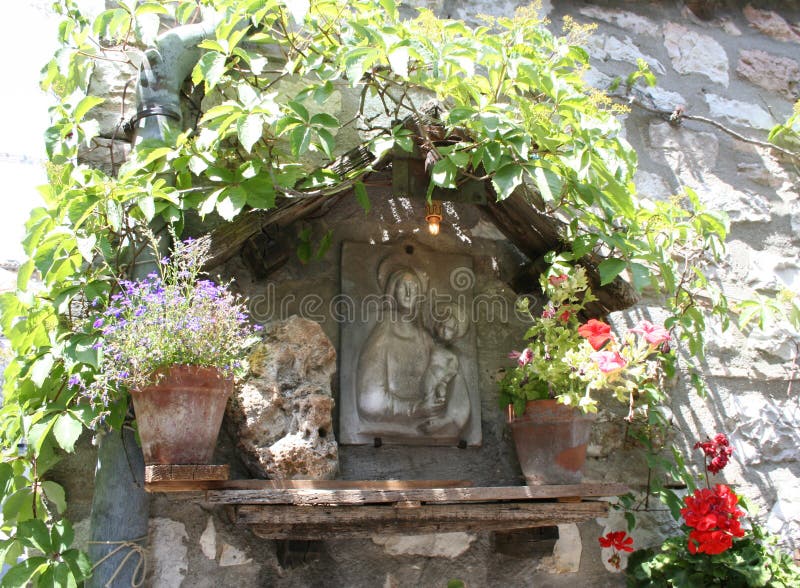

[4,1,799,586]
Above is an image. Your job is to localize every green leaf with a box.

[237,114,263,153]
[192,52,227,90]
[73,96,105,122]
[491,164,522,200]
[137,195,155,222]
[2,487,35,525]
[354,181,370,213]
[315,128,335,159]
[106,199,122,232]
[431,157,457,188]
[53,412,83,453]
[315,230,334,259]
[216,186,247,221]
[19,519,53,553]
[598,258,627,286]
[30,354,55,388]
[1,557,48,588]
[62,549,93,583]
[75,234,96,262]
[41,480,67,514]
[290,126,313,156]
[309,113,339,128]
[531,165,563,203]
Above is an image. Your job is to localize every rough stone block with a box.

[227,316,339,479]
[663,23,729,86]
[737,49,800,101]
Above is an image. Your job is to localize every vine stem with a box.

[625,95,799,162]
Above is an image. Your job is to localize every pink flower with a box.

[591,350,627,373]
[548,274,568,286]
[630,320,670,347]
[517,348,533,367]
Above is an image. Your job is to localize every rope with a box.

[88,535,148,588]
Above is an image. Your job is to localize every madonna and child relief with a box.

[339,241,481,445]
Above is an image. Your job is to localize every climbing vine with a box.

[2,1,795,585]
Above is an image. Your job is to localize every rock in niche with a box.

[227,316,338,479]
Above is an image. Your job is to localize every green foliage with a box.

[627,525,800,588]
[499,264,673,415]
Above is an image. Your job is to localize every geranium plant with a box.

[499,263,672,416]
[81,235,259,426]
[624,433,800,587]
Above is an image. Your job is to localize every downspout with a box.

[87,15,221,588]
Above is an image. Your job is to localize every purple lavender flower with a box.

[93,318,104,328]
[68,375,82,388]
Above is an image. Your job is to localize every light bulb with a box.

[428,220,440,235]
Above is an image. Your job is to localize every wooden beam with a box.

[205,483,628,506]
[146,478,473,494]
[240,501,609,538]
[482,190,640,316]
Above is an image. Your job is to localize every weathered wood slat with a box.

[144,464,229,483]
[239,501,608,529]
[205,483,627,505]
[145,478,473,494]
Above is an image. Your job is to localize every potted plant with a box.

[499,263,671,484]
[85,236,259,465]
[618,433,800,586]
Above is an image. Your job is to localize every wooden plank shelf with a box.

[145,479,626,538]
[205,482,628,506]
[246,502,610,539]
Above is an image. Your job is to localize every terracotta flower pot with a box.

[130,365,233,465]
[508,399,595,485]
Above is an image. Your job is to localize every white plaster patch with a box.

[219,543,253,567]
[587,34,665,74]
[730,394,800,466]
[704,94,774,130]
[199,516,216,560]
[537,524,581,574]
[149,518,188,588]
[578,6,660,37]
[663,23,729,86]
[640,86,686,112]
[766,469,800,550]
[372,532,476,558]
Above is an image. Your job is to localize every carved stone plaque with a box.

[339,240,481,445]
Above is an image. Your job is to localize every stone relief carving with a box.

[340,241,481,445]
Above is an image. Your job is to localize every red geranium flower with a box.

[681,484,745,555]
[578,319,613,350]
[558,308,571,322]
[548,274,568,286]
[694,433,734,474]
[598,530,635,553]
